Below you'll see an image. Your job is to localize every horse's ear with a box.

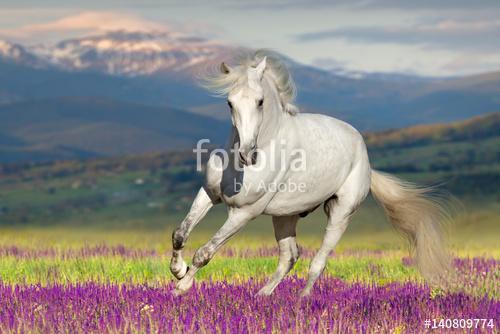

[220,62,231,74]
[255,57,267,80]
[284,103,299,115]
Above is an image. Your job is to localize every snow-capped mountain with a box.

[1,30,499,141]
[2,31,231,77]
[0,40,45,67]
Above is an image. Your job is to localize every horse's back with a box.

[291,113,366,158]
[294,113,362,135]
[263,113,370,216]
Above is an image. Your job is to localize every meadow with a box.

[0,115,498,333]
[0,201,498,333]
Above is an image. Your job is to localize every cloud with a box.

[345,0,500,10]
[311,57,347,70]
[219,0,500,11]
[441,54,500,74]
[295,18,500,52]
[26,11,166,32]
[0,11,170,42]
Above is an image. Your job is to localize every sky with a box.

[0,0,499,77]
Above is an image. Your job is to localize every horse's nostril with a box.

[251,151,258,164]
[239,151,247,165]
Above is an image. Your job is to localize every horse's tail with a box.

[370,170,451,282]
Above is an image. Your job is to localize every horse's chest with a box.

[219,171,267,207]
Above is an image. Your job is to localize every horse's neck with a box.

[257,76,285,148]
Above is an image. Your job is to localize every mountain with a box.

[0,40,44,67]
[0,30,499,163]
[0,57,217,109]
[291,64,500,129]
[0,97,229,163]
[2,32,499,126]
[29,31,229,76]
[365,112,500,149]
[365,112,500,184]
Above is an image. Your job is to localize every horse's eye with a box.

[258,99,264,108]
[227,101,233,109]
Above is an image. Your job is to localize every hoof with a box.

[256,286,274,296]
[170,260,188,280]
[172,288,188,297]
[299,289,311,298]
[174,276,194,295]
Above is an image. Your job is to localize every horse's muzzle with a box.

[238,148,258,166]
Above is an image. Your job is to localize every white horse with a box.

[170,50,450,296]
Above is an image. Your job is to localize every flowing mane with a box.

[201,49,299,115]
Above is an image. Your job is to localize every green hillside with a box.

[365,112,499,149]
[365,113,500,195]
[0,113,498,230]
[0,97,228,163]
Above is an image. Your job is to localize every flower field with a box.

[1,278,498,333]
[0,229,498,333]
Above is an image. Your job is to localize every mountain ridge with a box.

[0,30,499,164]
[364,112,500,149]
[1,30,229,77]
[0,96,229,163]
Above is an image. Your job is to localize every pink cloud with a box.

[0,11,172,42]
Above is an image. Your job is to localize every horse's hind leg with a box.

[257,215,300,296]
[300,167,370,296]
[170,187,217,280]
[300,196,351,297]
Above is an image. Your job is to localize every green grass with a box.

[0,252,497,299]
[0,203,498,298]
[0,255,417,285]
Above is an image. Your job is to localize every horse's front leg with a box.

[173,209,253,295]
[170,187,217,280]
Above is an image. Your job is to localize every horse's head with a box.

[204,50,299,166]
[223,57,267,166]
